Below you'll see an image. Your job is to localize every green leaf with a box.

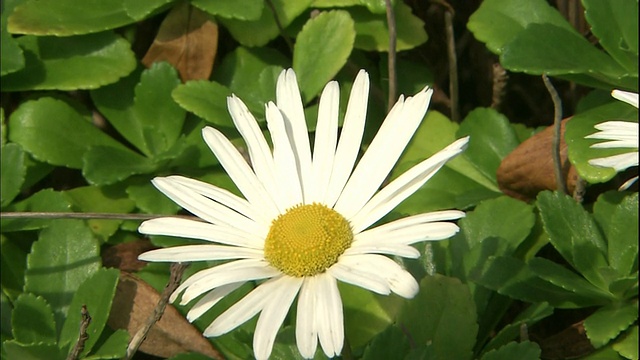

[2,341,63,360]
[583,0,638,74]
[1,189,72,232]
[349,1,427,52]
[606,193,638,276]
[456,108,519,184]
[11,293,57,344]
[613,325,638,360]
[467,0,574,54]
[191,0,263,20]
[220,0,312,47]
[361,325,410,360]
[293,10,355,101]
[167,351,220,360]
[83,145,158,186]
[537,191,609,289]
[123,0,175,20]
[483,302,553,353]
[25,220,101,329]
[1,143,26,206]
[126,180,180,215]
[172,80,234,128]
[500,23,630,89]
[397,275,477,360]
[59,268,119,355]
[480,341,541,360]
[339,282,404,349]
[2,32,136,91]
[565,101,638,183]
[7,0,138,35]
[0,235,27,301]
[1,20,24,76]
[584,301,638,348]
[8,97,128,169]
[86,329,129,359]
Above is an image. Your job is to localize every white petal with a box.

[335,87,433,219]
[253,276,302,360]
[266,101,303,209]
[276,69,313,202]
[308,81,340,203]
[619,175,639,190]
[351,137,469,233]
[204,276,283,336]
[138,217,264,249]
[138,245,263,262]
[355,216,463,246]
[587,121,638,149]
[226,96,283,213]
[165,175,269,224]
[612,90,639,108]
[296,278,319,359]
[187,282,244,322]
[315,273,344,357]
[589,152,639,171]
[324,70,370,207]
[328,260,390,295]
[202,127,280,218]
[344,243,420,258]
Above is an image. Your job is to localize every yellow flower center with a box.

[264,203,353,277]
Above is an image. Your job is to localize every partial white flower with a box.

[138,69,468,359]
[586,90,639,190]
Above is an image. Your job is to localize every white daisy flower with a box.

[138,69,469,359]
[586,90,639,190]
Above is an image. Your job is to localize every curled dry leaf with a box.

[497,118,578,201]
[102,239,156,272]
[142,2,219,82]
[108,271,223,359]
[538,320,595,359]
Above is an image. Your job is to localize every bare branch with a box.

[542,74,568,194]
[384,0,397,110]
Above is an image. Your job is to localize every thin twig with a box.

[542,74,568,194]
[573,176,586,203]
[491,63,508,109]
[444,10,458,122]
[0,212,198,221]
[125,263,189,360]
[66,305,92,360]
[265,0,294,53]
[384,0,397,110]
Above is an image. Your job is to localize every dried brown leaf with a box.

[497,118,578,202]
[142,2,218,82]
[102,239,156,272]
[108,271,223,359]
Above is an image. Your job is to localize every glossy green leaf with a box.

[339,282,403,348]
[0,235,27,300]
[87,329,129,359]
[537,191,609,289]
[398,275,477,360]
[349,1,427,52]
[1,189,72,232]
[0,21,24,76]
[606,193,638,276]
[126,180,180,215]
[123,0,175,20]
[480,341,541,360]
[584,301,638,348]
[220,0,312,47]
[483,302,553,353]
[467,0,574,54]
[11,293,57,344]
[456,108,519,184]
[8,97,128,169]
[361,325,410,360]
[25,220,101,329]
[471,256,608,308]
[293,10,355,101]
[8,0,137,35]
[593,191,628,238]
[565,101,638,183]
[83,146,158,186]
[583,0,638,74]
[2,341,63,360]
[613,325,639,360]
[59,268,119,355]
[500,23,630,88]
[172,80,234,127]
[2,32,136,91]
[1,143,26,206]
[191,0,262,20]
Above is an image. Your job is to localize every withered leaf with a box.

[108,271,223,359]
[102,239,156,272]
[142,2,218,82]
[497,118,578,202]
